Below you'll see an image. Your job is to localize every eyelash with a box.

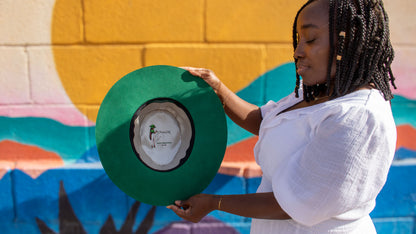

[306,39,316,44]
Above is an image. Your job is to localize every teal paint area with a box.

[227,63,296,145]
[391,95,416,128]
[1,62,415,160]
[226,62,416,146]
[0,116,96,163]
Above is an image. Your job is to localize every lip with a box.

[296,63,309,75]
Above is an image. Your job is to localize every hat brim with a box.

[96,65,227,206]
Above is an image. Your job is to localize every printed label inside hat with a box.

[130,98,194,172]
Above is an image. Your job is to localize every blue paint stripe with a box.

[395,147,416,160]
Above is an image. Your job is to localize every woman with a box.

[167,0,397,233]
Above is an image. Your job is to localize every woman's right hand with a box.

[181,67,222,94]
[166,194,219,223]
[181,66,262,135]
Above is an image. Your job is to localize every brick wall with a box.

[0,0,415,233]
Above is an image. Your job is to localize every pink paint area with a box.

[391,47,416,100]
[391,67,416,100]
[0,105,95,127]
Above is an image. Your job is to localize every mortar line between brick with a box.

[24,46,33,104]
[1,42,294,47]
[81,0,86,43]
[261,44,267,77]
[142,46,147,67]
[3,42,416,47]
[0,103,99,107]
[11,165,18,221]
[203,0,207,42]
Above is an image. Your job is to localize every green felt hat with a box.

[96,65,227,206]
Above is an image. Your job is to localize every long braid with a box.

[332,0,346,97]
[344,3,366,92]
[351,1,368,88]
[356,3,376,83]
[333,0,396,100]
[326,0,335,96]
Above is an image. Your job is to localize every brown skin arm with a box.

[181,67,262,135]
[173,69,282,222]
[166,193,291,223]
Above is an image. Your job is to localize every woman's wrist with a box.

[217,82,231,108]
[211,195,223,211]
[218,196,223,210]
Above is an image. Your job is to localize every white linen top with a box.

[250,89,397,233]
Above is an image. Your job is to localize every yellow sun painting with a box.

[51,0,303,122]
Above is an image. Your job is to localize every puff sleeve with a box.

[271,106,396,226]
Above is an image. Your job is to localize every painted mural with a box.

[0,0,415,233]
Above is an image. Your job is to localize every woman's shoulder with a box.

[261,92,299,118]
[314,89,395,130]
[262,88,394,128]
[325,89,391,114]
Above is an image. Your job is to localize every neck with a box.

[303,83,329,102]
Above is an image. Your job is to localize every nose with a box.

[294,42,305,60]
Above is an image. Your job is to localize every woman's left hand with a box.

[166,194,218,223]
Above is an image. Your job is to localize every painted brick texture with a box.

[145,44,266,92]
[384,0,416,45]
[84,0,204,43]
[206,0,305,42]
[0,0,415,233]
[52,45,143,105]
[0,47,29,104]
[0,0,56,45]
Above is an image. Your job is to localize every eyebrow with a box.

[300,23,319,29]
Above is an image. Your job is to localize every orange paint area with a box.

[223,136,258,162]
[396,124,416,151]
[219,137,262,178]
[0,140,64,178]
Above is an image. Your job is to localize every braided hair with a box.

[293,0,396,101]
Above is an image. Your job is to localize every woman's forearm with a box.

[180,67,262,135]
[214,192,291,220]
[217,82,262,135]
[167,192,291,223]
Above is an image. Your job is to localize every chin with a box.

[302,77,327,86]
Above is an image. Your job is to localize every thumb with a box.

[176,200,191,210]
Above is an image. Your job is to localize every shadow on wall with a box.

[36,181,156,234]
[1,169,244,234]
